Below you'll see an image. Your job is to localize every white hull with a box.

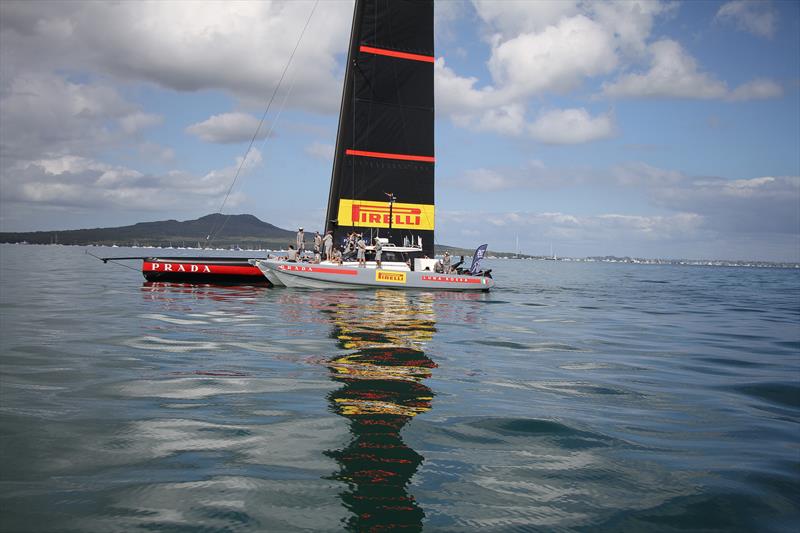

[262,268,285,287]
[254,259,494,291]
[272,269,365,289]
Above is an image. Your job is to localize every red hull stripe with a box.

[359,45,435,63]
[345,149,435,163]
[143,262,262,276]
[278,264,358,276]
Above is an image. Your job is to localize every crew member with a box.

[442,251,451,274]
[374,237,383,268]
[312,231,322,263]
[296,227,305,252]
[323,231,333,261]
[356,234,366,267]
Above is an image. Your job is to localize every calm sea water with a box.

[1,244,798,532]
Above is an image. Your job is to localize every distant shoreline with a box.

[3,213,796,268]
[3,242,797,269]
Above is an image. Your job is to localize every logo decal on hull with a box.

[278,264,358,276]
[421,275,482,284]
[148,262,212,273]
[376,270,407,284]
[144,262,262,276]
[337,199,434,230]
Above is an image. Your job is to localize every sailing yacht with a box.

[255,0,494,291]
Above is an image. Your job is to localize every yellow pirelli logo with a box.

[337,199,434,230]
[376,270,407,284]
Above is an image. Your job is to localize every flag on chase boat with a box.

[469,244,488,275]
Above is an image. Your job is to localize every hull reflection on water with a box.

[323,290,437,531]
[141,281,270,303]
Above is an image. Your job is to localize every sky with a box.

[0,0,798,261]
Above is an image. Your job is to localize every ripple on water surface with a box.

[1,247,798,532]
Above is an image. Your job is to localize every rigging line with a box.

[353,59,374,94]
[212,37,304,242]
[207,0,319,244]
[85,249,141,272]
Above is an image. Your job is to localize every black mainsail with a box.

[324,0,435,257]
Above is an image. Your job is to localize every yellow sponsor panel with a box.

[338,199,434,230]
[375,270,407,284]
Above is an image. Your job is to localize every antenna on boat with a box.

[385,192,396,242]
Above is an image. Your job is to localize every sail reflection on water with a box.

[323,290,437,531]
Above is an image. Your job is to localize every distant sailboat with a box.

[254,0,494,290]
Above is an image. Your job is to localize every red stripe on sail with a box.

[346,149,435,163]
[359,45,435,63]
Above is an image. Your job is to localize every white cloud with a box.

[435,2,670,142]
[440,208,706,250]
[590,1,676,56]
[437,1,778,135]
[0,72,134,159]
[138,142,176,165]
[461,168,517,191]
[529,108,615,144]
[611,162,688,186]
[186,112,269,144]
[603,40,727,99]
[473,0,580,39]
[435,58,498,116]
[447,159,799,242]
[474,1,673,55]
[119,111,163,134]
[716,1,777,39]
[439,205,797,260]
[454,104,527,136]
[488,15,618,98]
[0,72,184,177]
[304,141,334,161]
[0,0,352,113]
[604,40,783,102]
[1,150,262,211]
[727,78,783,101]
[0,2,347,226]
[652,175,800,234]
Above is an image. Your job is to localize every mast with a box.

[323,0,435,256]
[325,0,365,236]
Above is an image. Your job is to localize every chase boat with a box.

[253,242,493,291]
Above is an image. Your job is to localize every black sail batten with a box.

[325,0,435,257]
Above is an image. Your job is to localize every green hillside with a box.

[0,213,297,248]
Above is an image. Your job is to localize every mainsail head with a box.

[325,0,435,257]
